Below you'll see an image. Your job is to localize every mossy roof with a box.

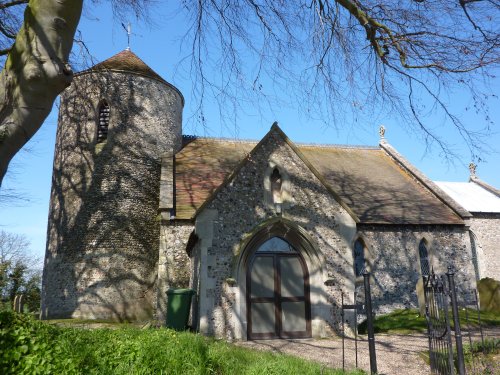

[174,133,464,225]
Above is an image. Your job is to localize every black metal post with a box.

[342,292,345,372]
[447,267,465,375]
[363,270,378,375]
[354,289,358,368]
[423,275,436,374]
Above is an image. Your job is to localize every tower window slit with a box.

[97,102,110,143]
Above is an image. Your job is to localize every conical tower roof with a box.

[78,49,183,104]
[82,49,168,85]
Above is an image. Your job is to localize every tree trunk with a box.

[0,0,83,185]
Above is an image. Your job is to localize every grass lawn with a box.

[358,308,500,334]
[0,311,364,375]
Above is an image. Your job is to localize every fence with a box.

[341,270,377,375]
[424,268,463,374]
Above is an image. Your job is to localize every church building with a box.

[41,50,497,340]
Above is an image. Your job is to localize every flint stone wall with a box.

[357,224,476,314]
[469,213,500,281]
[193,131,358,340]
[157,222,194,323]
[41,70,183,321]
[178,130,475,339]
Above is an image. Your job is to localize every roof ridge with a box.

[380,140,471,219]
[297,143,379,149]
[182,135,258,144]
[470,177,500,198]
[182,135,379,149]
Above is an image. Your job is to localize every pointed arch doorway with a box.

[246,236,311,339]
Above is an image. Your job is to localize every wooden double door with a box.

[246,237,311,339]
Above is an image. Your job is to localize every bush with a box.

[0,312,361,374]
[0,311,76,374]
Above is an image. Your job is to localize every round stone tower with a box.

[41,50,183,321]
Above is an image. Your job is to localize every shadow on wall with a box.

[333,169,473,312]
[41,72,179,321]
[180,134,473,338]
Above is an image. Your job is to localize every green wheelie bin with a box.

[166,288,196,330]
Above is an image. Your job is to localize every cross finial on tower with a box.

[469,162,477,179]
[122,22,131,51]
[379,125,386,139]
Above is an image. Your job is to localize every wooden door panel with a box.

[250,256,275,298]
[250,302,276,334]
[247,237,311,340]
[281,301,307,332]
[279,256,305,297]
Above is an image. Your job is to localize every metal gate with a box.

[423,267,465,375]
[341,270,377,375]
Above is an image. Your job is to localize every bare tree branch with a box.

[0,0,28,10]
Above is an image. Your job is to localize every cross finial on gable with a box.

[469,162,477,179]
[379,125,386,139]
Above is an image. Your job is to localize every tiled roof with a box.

[175,136,464,225]
[299,146,462,224]
[175,138,255,219]
[82,50,169,85]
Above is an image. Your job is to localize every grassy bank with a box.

[0,311,363,375]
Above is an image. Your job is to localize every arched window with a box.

[97,101,110,143]
[270,168,283,204]
[354,239,366,277]
[418,239,430,277]
[469,230,481,281]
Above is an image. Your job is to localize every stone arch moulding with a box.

[468,230,484,281]
[230,217,330,339]
[232,218,327,281]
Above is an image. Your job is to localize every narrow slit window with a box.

[418,240,430,277]
[97,101,110,143]
[469,231,480,281]
[354,239,366,277]
[270,168,282,204]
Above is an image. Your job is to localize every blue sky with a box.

[1,2,499,262]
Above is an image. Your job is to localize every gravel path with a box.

[237,327,500,375]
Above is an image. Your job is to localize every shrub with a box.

[0,311,76,374]
[1,313,362,374]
